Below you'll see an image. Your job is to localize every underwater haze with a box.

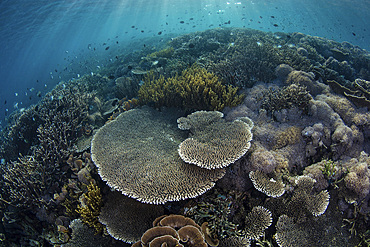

[0,0,369,126]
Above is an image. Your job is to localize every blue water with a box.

[0,0,369,126]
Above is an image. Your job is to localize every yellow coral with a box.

[147,47,174,58]
[138,64,244,111]
[76,183,104,234]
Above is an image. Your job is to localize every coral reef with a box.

[177,111,253,169]
[1,27,370,246]
[99,191,164,243]
[138,64,244,111]
[91,107,225,204]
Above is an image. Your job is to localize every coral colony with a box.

[0,27,369,246]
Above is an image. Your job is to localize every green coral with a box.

[138,64,244,111]
[76,183,104,234]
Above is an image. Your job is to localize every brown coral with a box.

[249,170,285,198]
[99,191,164,243]
[91,107,225,204]
[133,214,207,247]
[178,111,253,169]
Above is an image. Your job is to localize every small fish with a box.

[141,30,144,33]
[158,31,162,35]
[103,42,107,45]
[15,93,18,96]
[271,16,275,18]
[4,100,6,104]
[88,44,92,50]
[131,25,135,28]
[180,21,184,24]
[273,24,278,27]
[352,32,356,36]
[105,46,110,50]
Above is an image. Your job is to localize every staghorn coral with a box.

[91,107,225,204]
[138,64,244,111]
[242,206,272,241]
[178,111,253,169]
[0,155,44,208]
[249,170,285,198]
[76,183,104,234]
[99,191,164,243]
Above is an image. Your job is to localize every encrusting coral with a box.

[91,107,225,204]
[177,111,253,169]
[138,64,244,111]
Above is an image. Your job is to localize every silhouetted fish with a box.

[105,46,110,50]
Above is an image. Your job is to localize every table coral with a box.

[91,107,225,204]
[177,111,253,169]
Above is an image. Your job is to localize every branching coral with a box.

[138,64,244,111]
[260,84,312,114]
[0,155,45,208]
[76,183,104,234]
